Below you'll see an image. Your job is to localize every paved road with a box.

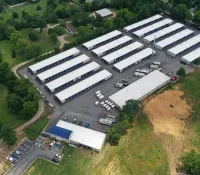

[5,139,55,175]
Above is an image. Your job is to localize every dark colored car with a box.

[52,158,60,163]
[85,123,89,128]
[78,121,83,126]
[121,80,129,86]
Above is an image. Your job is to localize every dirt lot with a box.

[144,88,192,175]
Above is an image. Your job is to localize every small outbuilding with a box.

[65,23,77,35]
[95,8,113,18]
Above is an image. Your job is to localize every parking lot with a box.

[19,18,198,133]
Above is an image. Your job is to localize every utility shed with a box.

[95,8,113,18]
[56,120,106,152]
[109,70,170,109]
[181,47,200,64]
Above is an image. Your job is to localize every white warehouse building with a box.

[109,70,170,109]
[181,47,200,64]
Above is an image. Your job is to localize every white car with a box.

[99,95,104,100]
[54,153,62,159]
[95,90,101,95]
[111,105,115,108]
[101,102,105,105]
[97,93,102,98]
[14,150,21,155]
[23,75,27,79]
[105,100,109,103]
[115,83,123,88]
[107,101,111,105]
[109,102,113,106]
[95,101,99,105]
[49,141,56,149]
[103,104,107,108]
[7,156,14,163]
[107,107,111,111]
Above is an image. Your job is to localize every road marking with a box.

[21,143,29,148]
[19,146,26,151]
[13,153,20,158]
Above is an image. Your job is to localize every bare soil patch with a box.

[144,88,192,175]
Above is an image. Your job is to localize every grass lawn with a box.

[0,0,47,21]
[24,117,49,141]
[65,36,77,43]
[0,84,24,127]
[24,113,169,175]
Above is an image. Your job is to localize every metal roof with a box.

[102,42,144,64]
[181,47,200,63]
[56,120,106,151]
[55,70,112,102]
[29,48,80,73]
[143,23,184,43]
[92,36,132,56]
[37,54,90,82]
[113,48,156,71]
[49,126,72,139]
[83,30,121,49]
[155,29,194,49]
[96,8,113,17]
[167,34,200,56]
[124,14,163,32]
[133,18,173,38]
[46,62,101,91]
[109,70,170,108]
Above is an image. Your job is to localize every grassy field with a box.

[24,117,49,141]
[24,113,169,175]
[0,84,24,127]
[1,1,47,21]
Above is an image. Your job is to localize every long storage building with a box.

[155,29,194,50]
[167,34,200,57]
[133,18,173,38]
[102,42,144,64]
[181,47,200,64]
[123,14,163,32]
[29,48,80,74]
[55,70,112,103]
[83,30,122,50]
[113,48,156,72]
[46,62,101,92]
[92,36,132,57]
[37,54,90,83]
[49,120,106,152]
[143,23,184,44]
[109,70,170,109]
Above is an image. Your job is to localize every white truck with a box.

[136,68,152,74]
[150,64,159,70]
[134,72,145,77]
[98,118,112,126]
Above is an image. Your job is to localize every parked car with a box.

[7,156,14,163]
[73,118,77,123]
[54,153,62,159]
[167,72,173,76]
[63,117,67,121]
[153,61,161,66]
[95,101,99,105]
[171,76,177,81]
[99,95,104,100]
[52,158,60,163]
[150,64,159,70]
[78,121,83,126]
[14,150,21,155]
[49,141,56,149]
[23,74,27,79]
[95,90,101,95]
[85,123,89,128]
[121,80,129,86]
[115,82,123,88]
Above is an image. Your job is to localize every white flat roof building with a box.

[155,29,194,50]
[181,47,200,64]
[102,42,144,64]
[55,70,112,103]
[167,34,200,57]
[109,70,170,109]
[29,48,80,74]
[133,18,173,38]
[83,30,122,50]
[37,54,90,83]
[95,8,113,18]
[124,14,163,32]
[46,62,101,92]
[113,48,156,72]
[56,120,106,152]
[143,23,184,44]
[92,36,132,57]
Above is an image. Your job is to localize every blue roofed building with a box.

[49,126,72,142]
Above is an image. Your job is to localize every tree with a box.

[72,12,91,26]
[16,39,30,54]
[107,127,121,144]
[12,12,18,19]
[5,26,16,39]
[0,50,2,63]
[138,6,150,20]
[193,11,200,26]
[24,44,41,59]
[177,67,186,76]
[50,33,57,44]
[171,4,191,21]
[0,124,17,145]
[28,29,39,41]
[180,150,200,175]
[19,101,37,120]
[12,49,16,58]
[7,93,23,114]
[79,0,85,3]
[36,5,42,11]
[9,31,23,43]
